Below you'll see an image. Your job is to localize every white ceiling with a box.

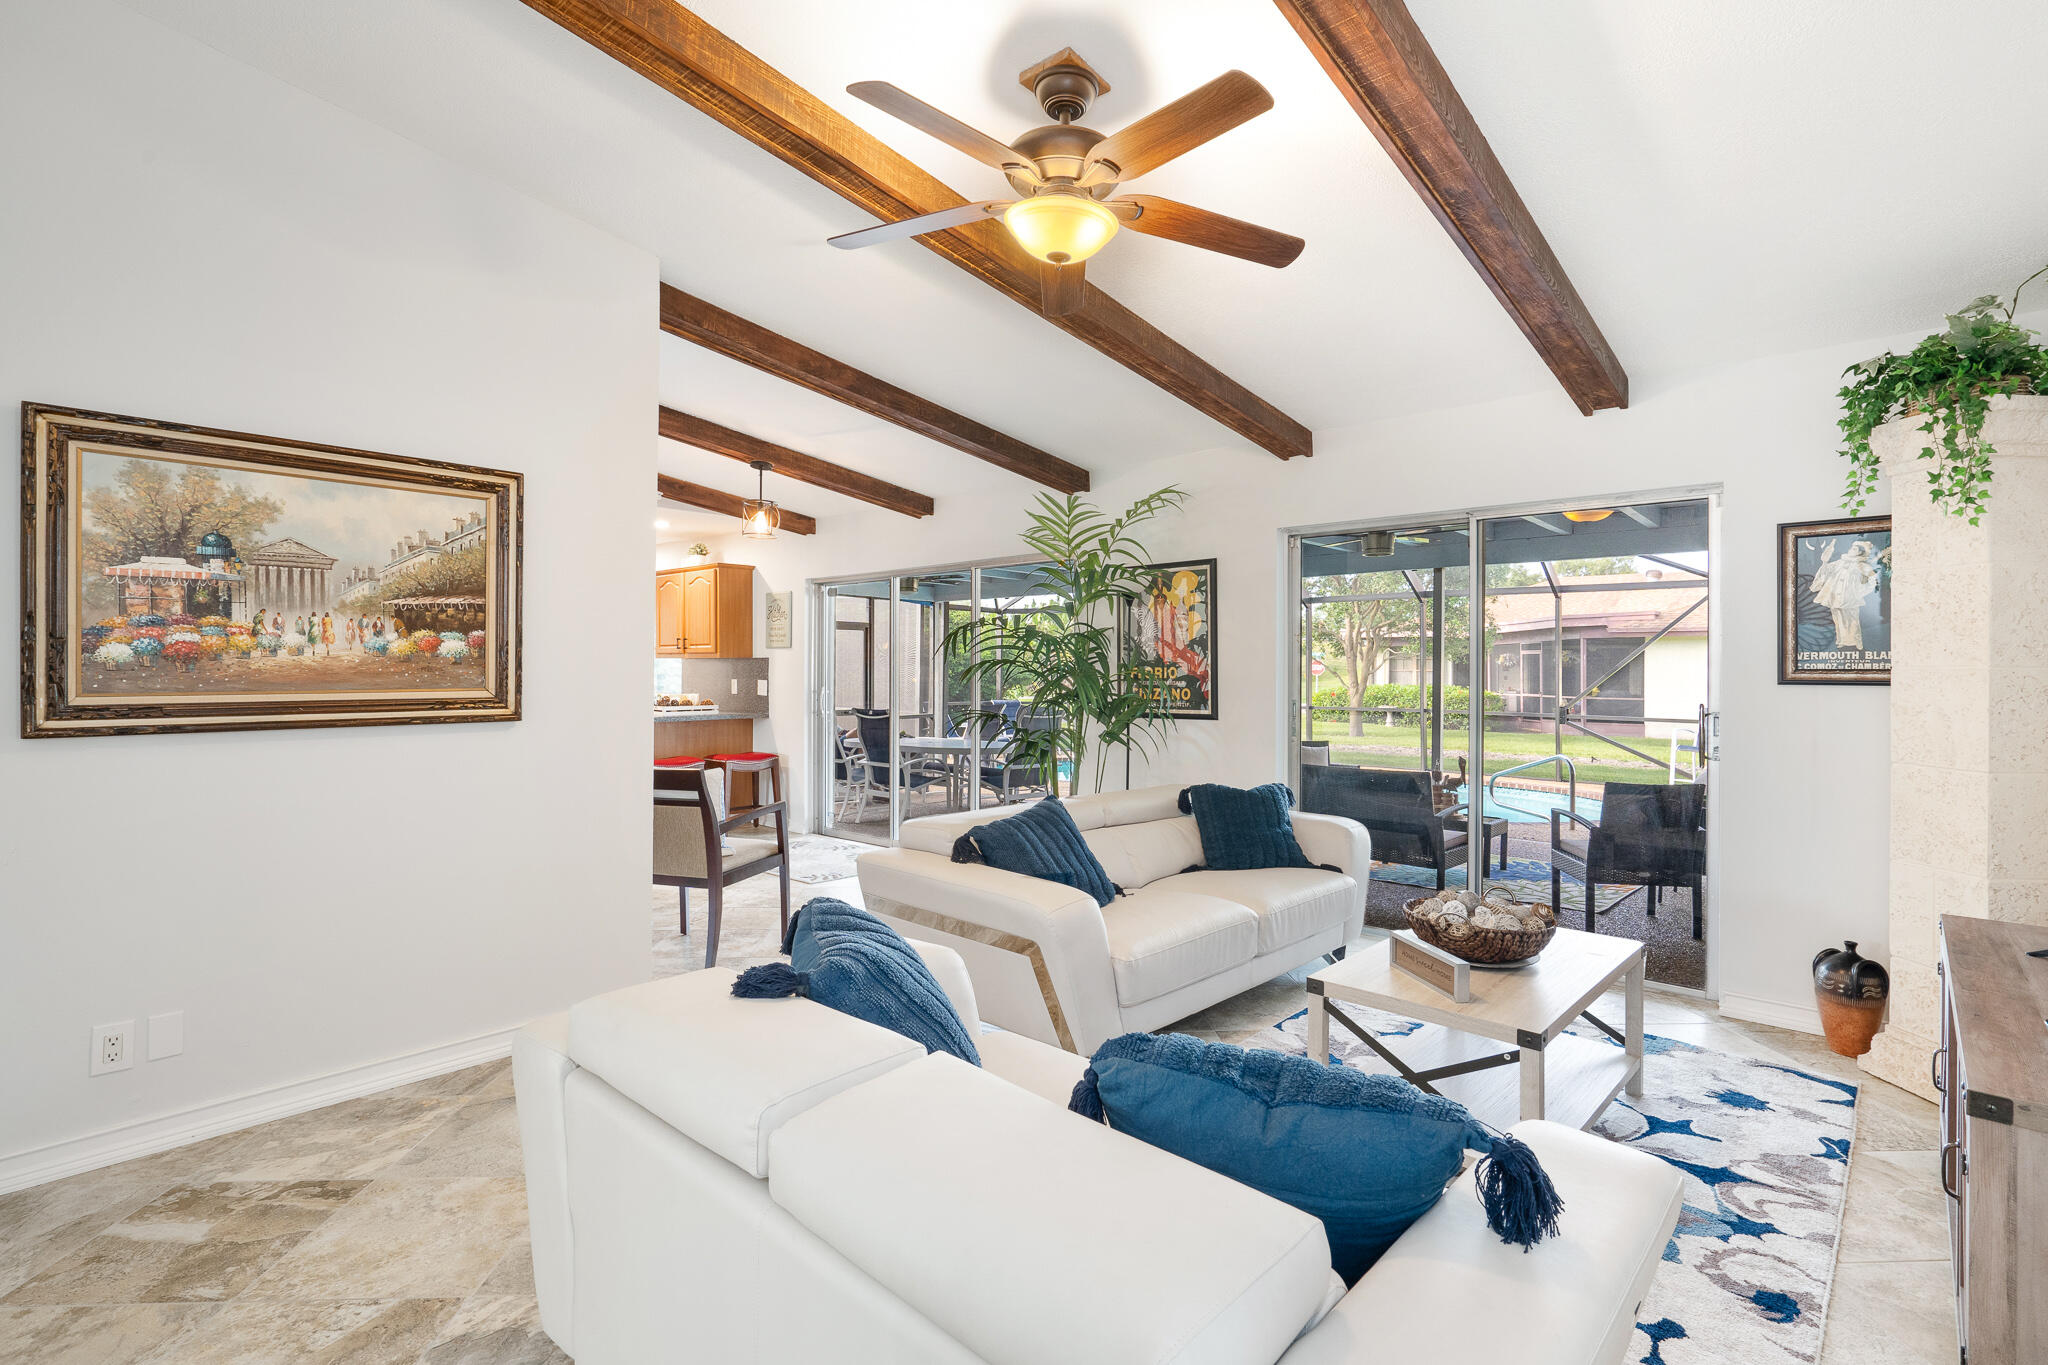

[122,0,2048,535]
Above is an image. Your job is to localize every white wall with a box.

[0,2,654,1182]
[712,321,2014,1029]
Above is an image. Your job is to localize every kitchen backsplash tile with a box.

[653,656,769,716]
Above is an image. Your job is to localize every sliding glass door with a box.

[814,558,1061,846]
[1293,495,1716,990]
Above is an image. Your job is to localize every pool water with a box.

[1454,783,1604,825]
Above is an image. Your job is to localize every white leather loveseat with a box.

[856,784,1373,1054]
[514,942,1684,1365]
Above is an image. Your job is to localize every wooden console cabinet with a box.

[655,563,753,658]
[1935,915,2048,1364]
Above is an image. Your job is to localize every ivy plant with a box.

[1839,265,2047,525]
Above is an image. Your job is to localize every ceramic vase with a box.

[1812,940,1889,1057]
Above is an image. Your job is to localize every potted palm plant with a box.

[945,488,1186,796]
[1838,265,2047,524]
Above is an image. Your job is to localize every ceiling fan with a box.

[828,48,1304,317]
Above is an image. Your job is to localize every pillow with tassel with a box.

[1069,1032,1560,1284]
[734,897,980,1065]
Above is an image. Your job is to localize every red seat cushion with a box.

[654,756,705,767]
[708,752,777,762]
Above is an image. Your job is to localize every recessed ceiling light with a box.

[654,518,670,529]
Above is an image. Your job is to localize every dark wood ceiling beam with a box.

[521,0,1312,460]
[1274,0,1628,414]
[657,473,817,535]
[660,287,1085,493]
[659,406,934,518]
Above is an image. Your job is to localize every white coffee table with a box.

[1305,927,1645,1133]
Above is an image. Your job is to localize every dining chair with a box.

[652,765,790,968]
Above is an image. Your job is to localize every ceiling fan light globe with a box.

[1561,508,1614,523]
[1003,194,1119,266]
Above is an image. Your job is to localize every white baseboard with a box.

[1717,990,1824,1036]
[0,1027,517,1196]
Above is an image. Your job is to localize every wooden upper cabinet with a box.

[655,571,688,656]
[656,563,753,658]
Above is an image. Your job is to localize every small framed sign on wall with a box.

[1122,558,1216,720]
[765,590,792,649]
[1777,516,1891,685]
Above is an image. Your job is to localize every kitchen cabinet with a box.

[655,563,753,658]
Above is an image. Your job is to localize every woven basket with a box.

[1403,895,1557,965]
[1903,374,2035,417]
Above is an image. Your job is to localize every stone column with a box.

[1863,397,2048,1100]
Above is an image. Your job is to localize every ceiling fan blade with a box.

[848,82,1043,184]
[1041,260,1085,318]
[828,201,1010,250]
[1110,195,1304,268]
[1077,70,1272,188]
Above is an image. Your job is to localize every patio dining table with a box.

[898,734,975,807]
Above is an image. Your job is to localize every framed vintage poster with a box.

[1123,557,1216,720]
[22,403,522,737]
[1778,516,1890,685]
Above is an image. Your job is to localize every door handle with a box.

[1940,1138,1963,1200]
[1931,1045,1946,1095]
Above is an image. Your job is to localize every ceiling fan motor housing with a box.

[1018,47,1110,123]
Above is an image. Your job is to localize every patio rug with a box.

[1268,1006,1855,1365]
[1373,857,1638,914]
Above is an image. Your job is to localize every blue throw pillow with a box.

[1070,1033,1560,1283]
[736,897,980,1065]
[1178,782,1316,871]
[950,796,1116,907]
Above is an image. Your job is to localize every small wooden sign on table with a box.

[1390,930,1471,1003]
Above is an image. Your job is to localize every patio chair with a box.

[1549,781,1706,937]
[652,765,789,968]
[1300,764,1468,890]
[830,727,865,822]
[980,710,1056,803]
[851,709,948,821]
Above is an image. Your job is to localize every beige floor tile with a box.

[1817,1259,1955,1365]
[196,1096,464,1183]
[136,1296,460,1364]
[419,1295,568,1365]
[472,1238,534,1300]
[0,1171,174,1299]
[385,1062,508,1104]
[3,1183,364,1307]
[1853,1077,1941,1151]
[1838,1149,1949,1265]
[0,1304,216,1365]
[242,1178,526,1303]
[383,1100,523,1180]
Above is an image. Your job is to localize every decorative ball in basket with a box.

[1403,890,1557,965]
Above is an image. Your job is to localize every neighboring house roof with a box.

[1488,574,1707,639]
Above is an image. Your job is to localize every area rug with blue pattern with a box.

[1269,1006,1855,1365]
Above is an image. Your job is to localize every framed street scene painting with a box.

[1124,558,1216,720]
[22,403,522,737]
[1778,516,1890,685]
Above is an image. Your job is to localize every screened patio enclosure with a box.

[816,561,1071,846]
[1292,496,1715,990]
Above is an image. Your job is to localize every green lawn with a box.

[1307,717,1684,788]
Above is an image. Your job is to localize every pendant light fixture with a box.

[1562,507,1614,523]
[740,459,780,539]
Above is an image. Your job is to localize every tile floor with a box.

[2,871,1956,1364]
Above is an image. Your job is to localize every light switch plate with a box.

[730,678,739,693]
[148,1010,185,1060]
[756,679,768,696]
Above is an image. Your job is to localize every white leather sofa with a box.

[856,785,1373,1054]
[514,942,1683,1365]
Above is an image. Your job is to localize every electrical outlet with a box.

[91,1021,134,1076]
[756,679,768,696]
[148,1010,185,1060]
[730,678,739,694]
